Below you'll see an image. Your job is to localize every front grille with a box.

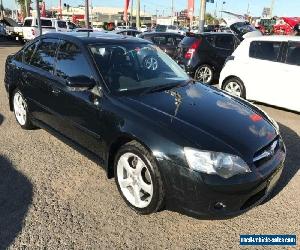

[253,137,280,168]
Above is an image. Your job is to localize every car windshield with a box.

[230,22,256,36]
[89,43,189,94]
[156,25,167,32]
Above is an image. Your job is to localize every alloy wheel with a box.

[13,92,27,126]
[117,152,153,208]
[224,81,242,97]
[196,66,213,83]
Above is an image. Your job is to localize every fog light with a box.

[214,202,226,210]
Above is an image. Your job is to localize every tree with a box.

[16,0,31,18]
[205,13,218,25]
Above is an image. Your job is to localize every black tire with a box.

[12,89,35,130]
[114,141,165,214]
[194,64,214,84]
[222,77,246,99]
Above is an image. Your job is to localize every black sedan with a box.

[5,32,285,217]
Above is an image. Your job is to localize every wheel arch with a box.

[222,75,246,99]
[9,85,18,111]
[106,133,155,179]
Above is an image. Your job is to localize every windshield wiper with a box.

[140,80,193,96]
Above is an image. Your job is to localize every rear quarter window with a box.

[23,19,33,27]
[41,19,53,27]
[285,42,300,66]
[249,41,282,62]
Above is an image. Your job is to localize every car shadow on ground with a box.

[0,154,33,249]
[170,123,299,220]
[262,123,300,204]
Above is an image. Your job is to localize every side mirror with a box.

[66,76,96,90]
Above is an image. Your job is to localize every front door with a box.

[47,40,106,157]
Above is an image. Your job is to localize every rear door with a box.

[246,40,284,105]
[212,34,236,72]
[21,38,60,124]
[277,41,300,112]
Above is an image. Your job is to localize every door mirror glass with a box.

[66,76,96,90]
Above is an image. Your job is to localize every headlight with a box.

[184,147,251,179]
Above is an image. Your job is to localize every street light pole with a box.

[85,0,90,28]
[36,0,42,36]
[136,0,140,29]
[130,0,134,27]
[198,0,206,33]
[0,0,4,19]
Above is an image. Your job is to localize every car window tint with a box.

[57,21,67,28]
[30,38,59,73]
[286,42,300,66]
[68,22,76,29]
[175,36,183,45]
[249,41,281,62]
[23,19,32,27]
[152,36,167,45]
[14,51,23,62]
[166,37,175,46]
[41,19,52,27]
[55,41,93,81]
[215,35,234,50]
[205,35,215,46]
[24,42,38,64]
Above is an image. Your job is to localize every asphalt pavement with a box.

[0,39,299,249]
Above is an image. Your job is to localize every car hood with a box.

[120,83,278,160]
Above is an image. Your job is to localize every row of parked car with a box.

[3,15,299,112]
[133,23,299,112]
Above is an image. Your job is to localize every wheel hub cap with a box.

[117,153,153,208]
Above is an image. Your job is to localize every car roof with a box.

[245,35,300,42]
[115,29,140,32]
[41,32,149,44]
[141,32,183,36]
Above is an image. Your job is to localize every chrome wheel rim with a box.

[224,81,242,97]
[196,66,212,83]
[117,152,153,208]
[13,92,27,126]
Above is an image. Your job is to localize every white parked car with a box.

[23,17,55,41]
[219,36,300,112]
[140,25,148,32]
[22,17,77,41]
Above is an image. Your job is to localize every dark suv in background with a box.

[138,32,184,58]
[175,33,240,84]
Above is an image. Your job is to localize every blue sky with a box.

[4,0,300,17]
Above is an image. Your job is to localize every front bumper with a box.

[160,145,285,218]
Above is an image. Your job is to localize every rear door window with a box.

[249,41,282,62]
[285,42,300,66]
[30,38,59,73]
[24,42,38,64]
[57,21,67,28]
[214,35,235,50]
[40,19,53,27]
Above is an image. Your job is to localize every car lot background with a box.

[0,39,299,249]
